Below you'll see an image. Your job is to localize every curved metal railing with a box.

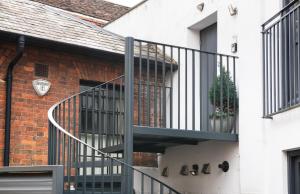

[48,75,181,194]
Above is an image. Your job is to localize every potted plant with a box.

[209,67,238,133]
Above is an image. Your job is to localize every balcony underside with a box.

[132,126,238,153]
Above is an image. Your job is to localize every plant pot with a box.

[210,116,234,133]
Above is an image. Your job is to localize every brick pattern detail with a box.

[0,41,157,167]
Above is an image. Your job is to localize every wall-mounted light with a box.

[197,3,205,12]
[180,165,189,176]
[190,164,199,176]
[201,163,211,174]
[218,161,229,172]
[161,167,169,177]
[231,36,238,53]
[228,4,238,16]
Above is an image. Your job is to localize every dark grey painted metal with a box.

[133,126,238,142]
[0,165,63,194]
[288,149,300,194]
[262,2,300,118]
[124,37,134,194]
[4,35,25,166]
[133,38,238,135]
[47,36,240,194]
[200,23,217,131]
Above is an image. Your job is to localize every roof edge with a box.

[103,0,148,27]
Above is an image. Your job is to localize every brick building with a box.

[0,0,157,167]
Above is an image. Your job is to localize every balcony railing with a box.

[130,38,238,134]
[262,0,300,118]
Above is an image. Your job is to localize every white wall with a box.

[105,0,300,194]
[106,1,240,194]
[158,141,240,194]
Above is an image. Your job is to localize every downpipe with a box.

[3,35,25,166]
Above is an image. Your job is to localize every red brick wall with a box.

[0,41,157,167]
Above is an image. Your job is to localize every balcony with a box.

[262,0,300,118]
[127,38,239,152]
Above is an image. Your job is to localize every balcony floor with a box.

[133,126,238,153]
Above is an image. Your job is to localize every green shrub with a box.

[209,66,238,113]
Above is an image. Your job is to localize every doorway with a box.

[288,150,300,194]
[200,23,217,131]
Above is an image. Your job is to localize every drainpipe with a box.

[3,36,25,166]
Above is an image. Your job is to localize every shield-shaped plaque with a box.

[32,79,51,96]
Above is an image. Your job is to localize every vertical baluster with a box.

[104,84,109,148]
[84,92,88,194]
[163,45,166,128]
[160,183,163,194]
[120,77,124,142]
[73,96,78,191]
[293,10,297,105]
[83,144,87,194]
[270,26,273,113]
[226,56,230,132]
[192,50,195,130]
[92,89,96,194]
[98,88,102,150]
[151,178,154,194]
[185,49,188,130]
[58,104,61,164]
[289,11,294,106]
[113,82,116,147]
[284,17,288,109]
[266,28,270,115]
[78,94,83,191]
[273,25,277,113]
[170,46,173,128]
[178,47,181,130]
[110,158,114,193]
[141,173,144,194]
[154,45,158,127]
[199,52,202,131]
[206,53,210,131]
[147,43,150,126]
[220,56,224,131]
[277,22,280,113]
[101,154,104,194]
[138,41,142,125]
[48,121,52,165]
[233,58,237,134]
[262,27,266,117]
[67,99,71,193]
[62,101,66,190]
[101,88,104,149]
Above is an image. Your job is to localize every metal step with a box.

[65,175,122,183]
[68,192,121,194]
[99,144,124,153]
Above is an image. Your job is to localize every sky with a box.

[105,0,142,7]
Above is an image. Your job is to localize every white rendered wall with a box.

[106,1,240,194]
[106,0,300,194]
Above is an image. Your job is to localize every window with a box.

[79,81,124,134]
[288,150,300,194]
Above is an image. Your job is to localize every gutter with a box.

[3,36,25,166]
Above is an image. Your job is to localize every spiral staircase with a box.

[47,72,182,194]
[47,37,239,194]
